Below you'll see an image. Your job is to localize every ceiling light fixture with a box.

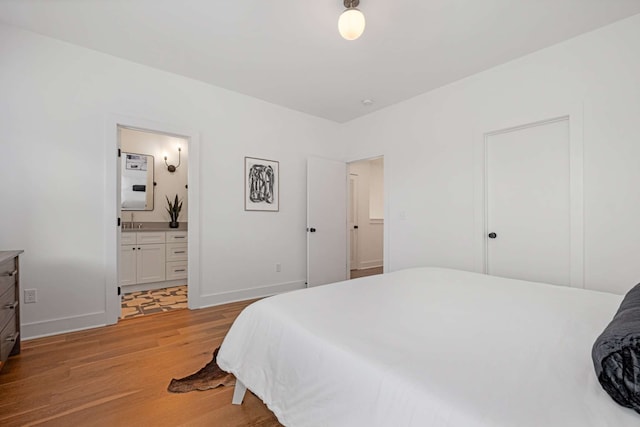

[338,0,365,41]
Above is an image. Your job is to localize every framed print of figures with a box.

[245,157,279,211]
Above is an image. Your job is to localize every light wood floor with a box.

[0,299,282,427]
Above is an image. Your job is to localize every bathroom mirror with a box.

[121,152,155,211]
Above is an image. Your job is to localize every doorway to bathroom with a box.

[118,126,189,319]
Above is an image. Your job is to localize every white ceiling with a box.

[1,0,640,123]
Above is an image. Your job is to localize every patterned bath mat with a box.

[121,285,187,319]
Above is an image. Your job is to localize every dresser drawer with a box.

[0,257,17,297]
[166,231,188,243]
[0,314,17,363]
[0,286,17,332]
[166,261,188,281]
[166,243,188,262]
[136,232,166,245]
[120,232,136,245]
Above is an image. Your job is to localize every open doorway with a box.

[348,157,384,279]
[118,126,189,319]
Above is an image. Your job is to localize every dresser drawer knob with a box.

[1,270,17,277]
[5,332,19,343]
[174,251,186,254]
[174,269,186,272]
[3,301,18,310]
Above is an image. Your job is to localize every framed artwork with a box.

[245,157,279,212]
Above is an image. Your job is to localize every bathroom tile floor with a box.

[121,285,187,319]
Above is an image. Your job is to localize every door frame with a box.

[473,104,584,287]
[345,154,388,274]
[104,114,201,325]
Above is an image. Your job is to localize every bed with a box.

[217,267,639,426]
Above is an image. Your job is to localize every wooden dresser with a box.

[0,250,22,372]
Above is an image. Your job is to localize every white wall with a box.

[3,13,640,338]
[349,159,384,269]
[342,14,640,295]
[120,127,189,223]
[0,24,342,338]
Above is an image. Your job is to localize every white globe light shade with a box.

[338,8,365,40]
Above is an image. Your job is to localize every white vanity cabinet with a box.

[120,230,187,289]
[119,231,166,286]
[165,231,188,281]
[136,243,166,283]
[119,244,137,286]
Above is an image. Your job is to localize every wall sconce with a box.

[339,0,366,41]
[164,147,181,173]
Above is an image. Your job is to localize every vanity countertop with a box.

[122,222,188,232]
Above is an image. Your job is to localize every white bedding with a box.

[217,268,639,426]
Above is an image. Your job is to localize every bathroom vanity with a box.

[120,224,187,292]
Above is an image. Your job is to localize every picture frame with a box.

[245,156,279,212]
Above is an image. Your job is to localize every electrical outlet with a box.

[275,263,281,272]
[24,289,37,304]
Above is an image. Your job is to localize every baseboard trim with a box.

[22,281,305,339]
[198,280,306,308]
[22,311,107,340]
[357,260,383,270]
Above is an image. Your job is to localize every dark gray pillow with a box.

[592,283,640,414]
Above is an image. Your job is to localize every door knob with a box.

[488,232,497,239]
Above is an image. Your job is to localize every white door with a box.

[486,118,570,286]
[307,157,347,287]
[348,174,359,271]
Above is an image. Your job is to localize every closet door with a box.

[486,118,570,286]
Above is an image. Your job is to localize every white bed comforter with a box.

[217,268,639,426]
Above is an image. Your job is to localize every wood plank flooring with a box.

[0,299,282,427]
